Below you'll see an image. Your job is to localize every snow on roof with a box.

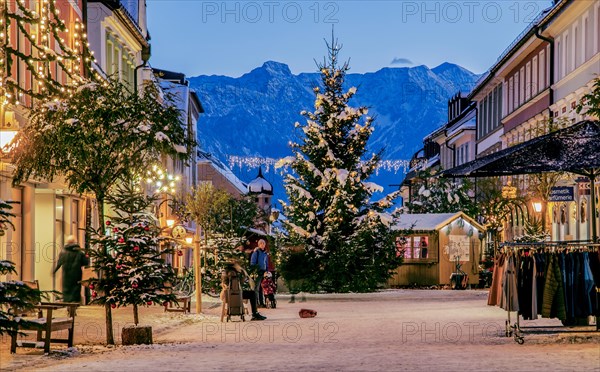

[197,151,248,194]
[393,212,482,231]
[159,80,188,113]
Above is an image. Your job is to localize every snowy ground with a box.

[2,290,599,371]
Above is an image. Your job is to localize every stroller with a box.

[221,269,247,322]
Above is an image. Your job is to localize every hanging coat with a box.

[487,253,505,306]
[541,254,566,320]
[500,254,519,312]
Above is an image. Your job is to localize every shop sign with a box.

[578,182,590,196]
[549,186,574,202]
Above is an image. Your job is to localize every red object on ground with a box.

[299,309,317,318]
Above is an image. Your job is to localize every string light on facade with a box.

[228,155,410,174]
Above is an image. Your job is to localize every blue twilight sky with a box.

[146,0,553,77]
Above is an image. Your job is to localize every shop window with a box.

[560,204,567,224]
[396,236,429,259]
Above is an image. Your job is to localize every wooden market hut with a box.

[388,212,484,287]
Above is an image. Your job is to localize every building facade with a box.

[541,0,600,241]
[1,0,89,291]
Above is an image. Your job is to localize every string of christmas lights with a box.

[227,155,410,174]
[135,164,181,195]
[1,0,99,110]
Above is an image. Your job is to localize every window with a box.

[564,33,569,75]
[597,5,600,54]
[502,81,508,117]
[556,39,562,79]
[525,62,531,101]
[583,16,589,61]
[573,25,578,68]
[106,40,114,75]
[539,50,545,89]
[532,56,538,95]
[486,93,492,133]
[396,236,429,259]
[519,67,525,106]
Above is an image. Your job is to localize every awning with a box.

[440,120,600,178]
[440,120,600,241]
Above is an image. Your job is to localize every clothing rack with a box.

[495,241,600,344]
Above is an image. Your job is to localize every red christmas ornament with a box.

[144,227,150,231]
[92,291,97,298]
[113,227,119,233]
[85,254,90,258]
[116,264,122,270]
[132,283,138,288]
[106,221,111,226]
[111,303,117,309]
[177,250,183,256]
[133,246,140,252]
[146,301,153,306]
[118,237,125,243]
[89,284,94,290]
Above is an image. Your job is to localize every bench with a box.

[163,295,192,314]
[9,281,79,354]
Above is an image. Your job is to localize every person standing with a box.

[250,239,269,307]
[221,260,266,321]
[54,235,89,303]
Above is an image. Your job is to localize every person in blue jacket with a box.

[250,239,269,307]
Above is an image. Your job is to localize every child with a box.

[261,271,277,309]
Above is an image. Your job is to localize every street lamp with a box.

[166,217,176,228]
[532,201,543,213]
[193,232,202,314]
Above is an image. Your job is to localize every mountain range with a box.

[188,61,479,202]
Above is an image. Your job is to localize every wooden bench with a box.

[9,281,79,354]
[163,295,192,314]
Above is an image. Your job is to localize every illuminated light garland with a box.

[1,0,96,109]
[134,164,181,195]
[227,155,410,174]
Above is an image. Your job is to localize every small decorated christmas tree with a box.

[87,181,177,326]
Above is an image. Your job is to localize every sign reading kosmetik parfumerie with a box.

[549,186,574,202]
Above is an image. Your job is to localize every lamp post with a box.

[193,230,202,313]
[532,200,546,234]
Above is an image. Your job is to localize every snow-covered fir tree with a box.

[276,37,401,292]
[87,181,177,326]
[404,170,478,218]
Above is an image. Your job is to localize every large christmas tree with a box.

[87,181,177,326]
[276,37,401,292]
